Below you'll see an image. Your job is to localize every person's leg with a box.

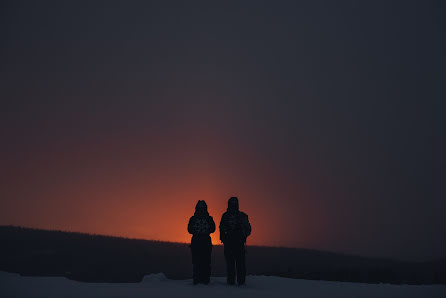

[191,245,199,284]
[193,265,200,284]
[197,261,206,283]
[200,260,210,284]
[202,244,212,284]
[196,244,207,284]
[224,244,236,284]
[235,244,246,285]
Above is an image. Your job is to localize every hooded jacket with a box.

[219,197,251,243]
[188,200,216,237]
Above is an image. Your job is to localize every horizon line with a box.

[1,224,435,263]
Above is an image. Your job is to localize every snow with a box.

[1,271,445,298]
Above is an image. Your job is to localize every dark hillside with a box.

[1,226,445,284]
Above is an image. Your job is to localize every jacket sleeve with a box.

[208,216,216,234]
[187,216,195,234]
[241,213,251,238]
[219,214,227,242]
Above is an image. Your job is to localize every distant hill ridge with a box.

[1,225,445,284]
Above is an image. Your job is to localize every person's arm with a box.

[187,216,195,234]
[246,217,251,237]
[219,214,227,243]
[208,216,216,234]
[242,213,251,239]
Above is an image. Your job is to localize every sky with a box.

[1,1,445,261]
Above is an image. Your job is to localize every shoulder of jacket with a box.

[239,211,248,217]
[220,212,229,223]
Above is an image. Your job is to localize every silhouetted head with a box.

[195,200,208,216]
[227,196,239,212]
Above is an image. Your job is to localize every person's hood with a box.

[194,200,209,216]
[227,196,239,212]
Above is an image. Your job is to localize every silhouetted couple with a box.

[187,196,251,285]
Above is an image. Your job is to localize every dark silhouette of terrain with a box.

[1,226,445,284]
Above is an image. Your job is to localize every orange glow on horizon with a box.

[0,132,324,251]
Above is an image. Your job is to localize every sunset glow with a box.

[1,0,445,262]
[0,127,325,248]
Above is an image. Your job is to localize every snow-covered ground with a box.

[1,271,445,298]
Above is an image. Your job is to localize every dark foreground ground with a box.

[1,226,445,284]
[3,271,446,298]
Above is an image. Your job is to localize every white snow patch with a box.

[1,271,445,298]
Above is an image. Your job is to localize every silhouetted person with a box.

[188,200,215,284]
[219,196,251,285]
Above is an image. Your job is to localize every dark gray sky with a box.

[1,1,445,260]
